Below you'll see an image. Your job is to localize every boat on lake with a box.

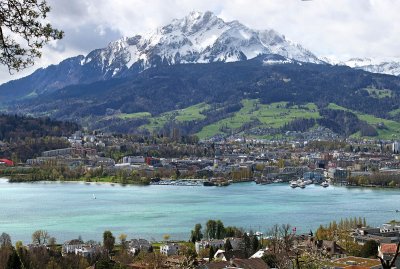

[321,181,329,188]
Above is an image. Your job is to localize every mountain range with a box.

[1,11,400,140]
[0,11,322,102]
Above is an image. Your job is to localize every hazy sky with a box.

[1,0,399,84]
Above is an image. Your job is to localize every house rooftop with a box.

[380,243,399,254]
[204,258,268,269]
[330,256,382,268]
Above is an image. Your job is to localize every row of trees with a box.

[190,220,245,243]
[0,230,134,269]
[348,174,400,188]
[315,217,367,240]
[2,165,152,185]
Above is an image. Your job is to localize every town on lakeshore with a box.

[2,129,400,189]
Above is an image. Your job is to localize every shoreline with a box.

[2,176,400,190]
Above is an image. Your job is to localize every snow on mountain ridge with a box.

[83,11,321,78]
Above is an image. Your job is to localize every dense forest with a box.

[0,114,79,141]
[0,114,79,162]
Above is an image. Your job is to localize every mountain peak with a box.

[0,11,322,101]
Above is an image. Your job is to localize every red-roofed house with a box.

[378,243,400,269]
[0,159,13,166]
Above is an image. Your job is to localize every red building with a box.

[0,159,14,166]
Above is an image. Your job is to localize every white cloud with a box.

[1,0,400,84]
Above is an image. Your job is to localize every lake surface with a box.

[0,178,399,244]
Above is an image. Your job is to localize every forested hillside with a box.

[0,114,79,162]
[3,56,400,139]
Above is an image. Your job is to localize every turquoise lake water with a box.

[0,178,399,244]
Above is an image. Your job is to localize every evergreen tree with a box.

[344,218,350,230]
[242,233,252,258]
[6,248,21,269]
[339,218,344,230]
[252,236,260,254]
[103,231,115,254]
[358,217,363,227]
[332,221,338,231]
[205,220,217,239]
[224,239,233,251]
[0,233,12,248]
[360,240,379,258]
[209,246,215,261]
[216,220,225,239]
[190,224,203,243]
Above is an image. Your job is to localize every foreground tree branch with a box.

[0,0,63,72]
[378,242,400,269]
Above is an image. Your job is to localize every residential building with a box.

[378,243,400,269]
[160,243,179,256]
[129,239,152,254]
[62,239,84,255]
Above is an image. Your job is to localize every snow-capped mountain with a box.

[87,11,321,76]
[324,57,400,76]
[359,62,400,76]
[340,58,375,68]
[0,11,322,101]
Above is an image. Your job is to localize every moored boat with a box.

[321,181,329,188]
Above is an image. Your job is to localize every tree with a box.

[6,247,21,269]
[208,246,215,261]
[224,239,233,251]
[32,230,50,245]
[190,224,203,243]
[48,237,56,246]
[251,235,260,253]
[216,220,225,239]
[178,244,197,269]
[118,234,128,251]
[15,241,22,250]
[225,226,243,238]
[360,240,378,258]
[163,234,170,242]
[0,0,63,72]
[0,233,12,248]
[45,258,61,269]
[103,231,115,254]
[205,220,217,239]
[262,253,278,268]
[241,232,254,258]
